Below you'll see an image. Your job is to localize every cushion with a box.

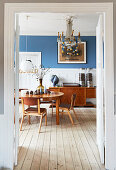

[59,103,71,109]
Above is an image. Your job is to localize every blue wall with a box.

[19,36,96,68]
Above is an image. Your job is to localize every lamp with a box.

[20,59,33,72]
[57,17,81,56]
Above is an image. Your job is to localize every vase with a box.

[37,78,44,94]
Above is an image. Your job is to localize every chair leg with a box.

[14,112,15,124]
[72,108,78,120]
[52,103,53,116]
[67,110,74,125]
[45,113,47,126]
[38,116,43,133]
[28,115,31,124]
[20,115,24,131]
[62,110,64,117]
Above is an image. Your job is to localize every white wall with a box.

[19,68,96,90]
[19,68,96,105]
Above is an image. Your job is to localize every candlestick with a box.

[72,30,74,36]
[62,32,63,37]
[60,34,61,40]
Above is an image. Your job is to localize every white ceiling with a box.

[19,13,99,36]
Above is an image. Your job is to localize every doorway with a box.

[4,3,114,170]
[16,11,103,169]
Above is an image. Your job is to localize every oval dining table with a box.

[20,91,64,125]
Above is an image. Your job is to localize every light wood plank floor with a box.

[14,107,105,170]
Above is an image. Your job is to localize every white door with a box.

[14,14,20,165]
[96,14,104,164]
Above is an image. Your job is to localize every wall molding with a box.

[20,32,96,36]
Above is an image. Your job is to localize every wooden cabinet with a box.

[60,87,86,106]
[86,88,96,98]
[49,87,96,107]
[49,87,60,92]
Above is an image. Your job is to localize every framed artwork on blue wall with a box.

[58,42,86,64]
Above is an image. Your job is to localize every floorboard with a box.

[14,106,105,170]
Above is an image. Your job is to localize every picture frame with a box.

[19,52,42,72]
[58,42,86,64]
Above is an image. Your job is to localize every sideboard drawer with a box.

[86,88,96,98]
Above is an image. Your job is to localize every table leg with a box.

[56,98,59,125]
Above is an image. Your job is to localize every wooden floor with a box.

[14,107,105,170]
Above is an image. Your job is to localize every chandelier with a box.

[57,17,81,57]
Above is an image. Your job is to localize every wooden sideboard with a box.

[49,87,96,107]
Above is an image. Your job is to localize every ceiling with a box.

[19,13,99,36]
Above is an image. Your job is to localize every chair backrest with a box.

[70,94,76,108]
[21,97,38,106]
[21,97,41,115]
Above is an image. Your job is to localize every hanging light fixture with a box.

[57,17,81,57]
[19,34,33,73]
[19,16,34,73]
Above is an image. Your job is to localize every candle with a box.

[62,32,63,37]
[72,30,74,36]
[60,34,61,40]
[58,32,59,38]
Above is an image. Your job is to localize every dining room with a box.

[13,11,105,170]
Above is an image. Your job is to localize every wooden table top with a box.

[20,91,64,99]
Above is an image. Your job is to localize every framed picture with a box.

[19,52,42,71]
[58,42,86,64]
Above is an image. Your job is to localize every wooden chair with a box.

[20,97,47,133]
[59,94,77,125]
[40,99,55,115]
[41,89,56,115]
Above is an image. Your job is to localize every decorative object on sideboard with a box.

[57,16,86,64]
[79,73,85,87]
[51,75,59,87]
[63,83,80,87]
[86,73,93,87]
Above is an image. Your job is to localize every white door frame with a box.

[96,14,104,164]
[14,14,20,165]
[4,3,114,170]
